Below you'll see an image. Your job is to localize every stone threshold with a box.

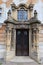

[9,56,35,63]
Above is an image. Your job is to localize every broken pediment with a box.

[11,3,34,11]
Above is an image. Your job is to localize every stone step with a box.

[10,57,34,63]
[2,62,41,65]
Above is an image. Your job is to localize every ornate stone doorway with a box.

[16,29,29,56]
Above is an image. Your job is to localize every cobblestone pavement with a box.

[1,62,43,65]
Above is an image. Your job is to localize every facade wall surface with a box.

[0,0,43,63]
[0,24,6,59]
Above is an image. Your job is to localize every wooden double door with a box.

[16,29,29,56]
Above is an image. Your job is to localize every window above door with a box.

[17,9,28,21]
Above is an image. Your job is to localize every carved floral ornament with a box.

[31,28,39,33]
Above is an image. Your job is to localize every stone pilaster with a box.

[6,27,12,51]
[29,27,32,56]
[29,4,34,18]
[36,28,41,63]
[13,28,16,56]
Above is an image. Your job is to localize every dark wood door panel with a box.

[16,29,29,56]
